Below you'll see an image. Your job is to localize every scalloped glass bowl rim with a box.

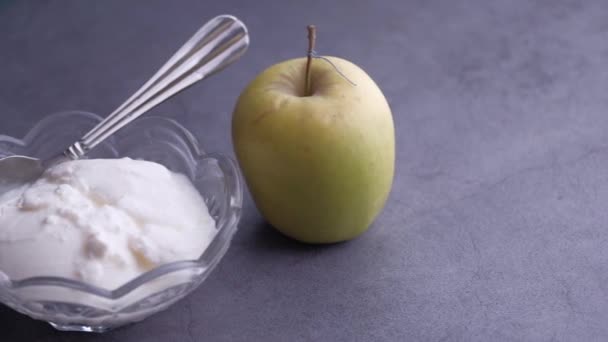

[0,110,242,301]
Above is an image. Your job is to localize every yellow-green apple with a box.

[232,29,394,243]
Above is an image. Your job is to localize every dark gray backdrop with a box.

[2,1,608,341]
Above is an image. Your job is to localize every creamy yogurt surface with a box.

[0,158,216,289]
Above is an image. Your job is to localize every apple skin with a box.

[232,56,394,243]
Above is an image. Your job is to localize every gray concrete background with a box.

[2,0,608,341]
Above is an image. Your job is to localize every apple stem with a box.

[305,25,316,96]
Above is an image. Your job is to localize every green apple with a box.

[232,53,394,243]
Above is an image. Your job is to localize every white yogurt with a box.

[0,158,216,290]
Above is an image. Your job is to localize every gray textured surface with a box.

[1,0,608,341]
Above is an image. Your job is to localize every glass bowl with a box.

[0,111,242,332]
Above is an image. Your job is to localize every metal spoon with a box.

[0,15,249,190]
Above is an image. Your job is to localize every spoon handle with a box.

[64,15,249,159]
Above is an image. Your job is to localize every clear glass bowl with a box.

[0,111,242,332]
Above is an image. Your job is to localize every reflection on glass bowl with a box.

[0,111,242,332]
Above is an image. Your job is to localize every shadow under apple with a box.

[247,218,353,254]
